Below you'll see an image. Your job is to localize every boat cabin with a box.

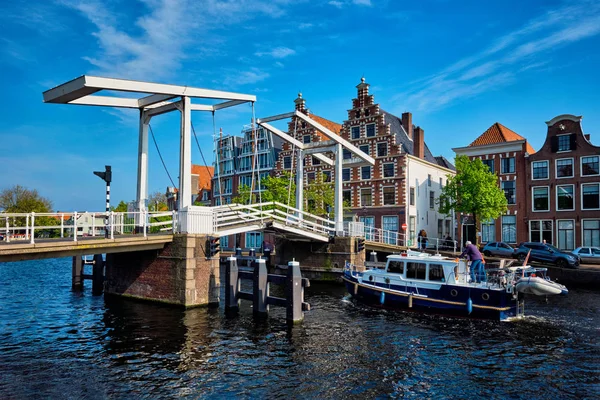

[361,252,469,287]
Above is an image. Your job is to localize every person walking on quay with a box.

[460,240,486,283]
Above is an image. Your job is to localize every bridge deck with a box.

[0,234,173,262]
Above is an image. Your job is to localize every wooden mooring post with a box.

[71,254,105,295]
[225,257,310,322]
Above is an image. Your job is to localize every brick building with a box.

[526,114,600,250]
[453,123,535,245]
[276,78,455,245]
[166,164,214,210]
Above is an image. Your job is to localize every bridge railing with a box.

[210,202,336,237]
[0,211,175,244]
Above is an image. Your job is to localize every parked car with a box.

[515,242,580,269]
[482,242,516,258]
[571,247,600,264]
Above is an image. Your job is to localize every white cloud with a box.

[392,1,600,112]
[255,46,296,58]
[222,68,270,87]
[299,23,313,29]
[57,0,296,82]
[353,0,372,6]
[328,1,343,8]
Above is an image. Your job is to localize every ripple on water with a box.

[0,260,599,399]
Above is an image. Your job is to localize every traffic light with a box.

[93,165,112,183]
[208,237,221,257]
[356,238,365,253]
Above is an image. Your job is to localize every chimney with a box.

[356,77,369,107]
[294,92,306,112]
[402,112,413,139]
[413,126,425,159]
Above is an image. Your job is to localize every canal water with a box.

[0,258,598,399]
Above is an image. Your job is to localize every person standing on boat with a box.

[460,241,486,283]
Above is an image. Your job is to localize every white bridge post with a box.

[334,143,343,235]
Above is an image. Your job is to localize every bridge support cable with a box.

[148,124,176,188]
[287,117,298,216]
[191,121,214,187]
[212,112,224,207]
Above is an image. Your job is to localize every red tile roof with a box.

[311,114,342,135]
[469,122,536,154]
[191,165,214,191]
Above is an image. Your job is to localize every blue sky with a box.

[1,0,599,211]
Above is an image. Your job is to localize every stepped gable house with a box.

[276,78,455,245]
[339,78,455,245]
[453,123,535,245]
[526,114,600,250]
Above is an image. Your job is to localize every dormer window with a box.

[365,109,370,117]
[356,110,361,119]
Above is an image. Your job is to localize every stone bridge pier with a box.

[105,234,219,307]
[274,236,365,280]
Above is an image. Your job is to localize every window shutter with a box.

[570,134,577,150]
[551,136,558,153]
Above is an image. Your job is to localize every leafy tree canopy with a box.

[438,155,507,242]
[233,173,296,207]
[111,200,129,212]
[148,191,168,211]
[0,185,53,213]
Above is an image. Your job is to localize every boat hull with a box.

[343,275,520,321]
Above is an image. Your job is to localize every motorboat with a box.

[342,250,567,321]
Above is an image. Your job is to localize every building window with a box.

[383,187,395,205]
[377,142,387,157]
[556,158,573,178]
[502,181,516,204]
[501,157,515,174]
[502,215,517,243]
[426,174,431,186]
[439,178,443,188]
[361,188,372,207]
[532,161,548,180]
[582,183,600,209]
[361,166,371,180]
[307,172,315,183]
[429,191,435,209]
[303,134,311,144]
[409,216,416,246]
[482,159,494,173]
[481,219,495,243]
[221,235,229,249]
[409,187,415,206]
[351,126,360,139]
[343,190,351,205]
[530,220,553,244]
[283,156,291,169]
[382,216,398,245]
[343,149,352,159]
[533,187,550,211]
[557,134,572,151]
[312,157,321,166]
[366,124,375,137]
[323,171,332,182]
[383,163,394,178]
[342,168,350,182]
[557,184,574,211]
[359,144,369,155]
[245,232,263,250]
[557,220,575,250]
[581,156,600,176]
[583,220,600,247]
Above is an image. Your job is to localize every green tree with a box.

[111,200,129,212]
[0,185,59,236]
[0,185,53,213]
[438,155,507,244]
[233,173,296,209]
[148,191,168,211]
[305,172,335,217]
